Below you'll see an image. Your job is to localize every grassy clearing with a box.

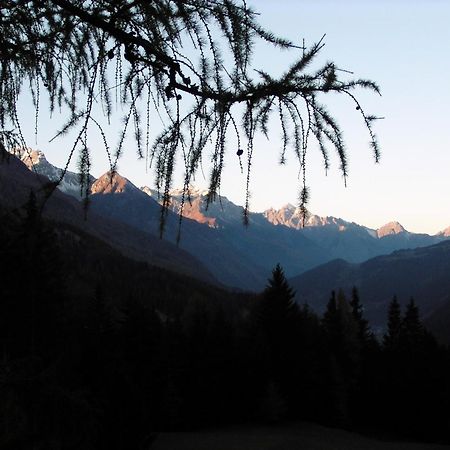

[151,422,449,450]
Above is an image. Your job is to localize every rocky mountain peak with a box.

[437,226,450,237]
[263,205,350,231]
[140,185,210,200]
[141,186,156,197]
[91,171,138,195]
[140,184,220,227]
[170,185,209,198]
[11,148,51,172]
[9,148,96,200]
[17,148,47,167]
[377,221,406,238]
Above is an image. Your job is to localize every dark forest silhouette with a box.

[1,203,449,449]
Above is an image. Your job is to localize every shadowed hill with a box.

[290,241,450,330]
[0,154,217,284]
[12,149,450,292]
[90,172,330,290]
[425,297,450,344]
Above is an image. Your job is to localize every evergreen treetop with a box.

[260,263,298,325]
[383,295,402,350]
[349,286,373,346]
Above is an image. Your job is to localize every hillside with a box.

[12,149,450,292]
[290,241,450,329]
[0,153,217,284]
[91,173,329,290]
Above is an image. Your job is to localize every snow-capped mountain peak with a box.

[16,148,54,174]
[263,205,351,231]
[16,148,47,166]
[10,148,94,199]
[140,184,210,199]
[170,185,209,198]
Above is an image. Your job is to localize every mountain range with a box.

[13,149,450,292]
[0,151,216,284]
[4,148,450,341]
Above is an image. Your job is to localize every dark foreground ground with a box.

[151,422,450,450]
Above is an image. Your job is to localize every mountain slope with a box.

[151,189,447,268]
[425,297,450,344]
[92,175,330,290]
[290,240,450,329]
[13,148,95,199]
[13,149,450,292]
[0,153,216,284]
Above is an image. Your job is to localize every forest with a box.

[1,198,449,450]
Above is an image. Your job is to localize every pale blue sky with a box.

[19,1,450,234]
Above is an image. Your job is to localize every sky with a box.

[17,1,450,234]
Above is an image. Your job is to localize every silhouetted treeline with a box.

[1,205,450,449]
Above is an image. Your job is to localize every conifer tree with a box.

[1,0,381,226]
[400,297,424,349]
[257,264,298,348]
[349,286,373,347]
[383,295,402,350]
[263,263,297,314]
[254,264,299,415]
[4,191,63,358]
[322,289,362,425]
[323,290,339,347]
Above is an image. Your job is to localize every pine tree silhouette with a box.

[254,264,299,418]
[383,295,402,350]
[349,286,373,347]
[400,297,424,348]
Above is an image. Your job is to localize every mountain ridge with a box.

[0,152,217,285]
[14,148,95,199]
[13,149,450,291]
[289,240,450,331]
[17,149,450,237]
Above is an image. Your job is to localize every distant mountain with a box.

[437,226,450,237]
[146,189,448,268]
[12,149,450,292]
[263,204,446,263]
[141,185,250,229]
[376,221,406,237]
[12,148,95,199]
[289,240,450,331]
[0,153,216,284]
[92,176,329,290]
[264,204,354,230]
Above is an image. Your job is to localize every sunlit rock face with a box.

[437,226,450,237]
[263,204,352,231]
[140,185,244,229]
[376,221,407,238]
[91,171,140,195]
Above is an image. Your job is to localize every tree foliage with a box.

[1,0,381,228]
